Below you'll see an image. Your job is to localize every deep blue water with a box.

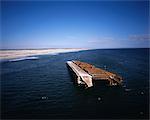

[1,48,149,119]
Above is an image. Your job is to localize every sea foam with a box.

[9,56,39,62]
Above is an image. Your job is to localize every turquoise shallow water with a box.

[1,48,149,119]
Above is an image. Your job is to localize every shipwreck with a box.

[67,60,123,88]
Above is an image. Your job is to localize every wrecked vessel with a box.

[67,60,123,88]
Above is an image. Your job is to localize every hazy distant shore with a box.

[0,48,87,60]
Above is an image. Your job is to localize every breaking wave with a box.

[9,56,39,62]
[49,53,59,55]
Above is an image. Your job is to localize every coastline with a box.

[0,48,87,60]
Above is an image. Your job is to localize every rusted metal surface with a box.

[73,60,123,86]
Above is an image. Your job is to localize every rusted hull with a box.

[72,61,123,86]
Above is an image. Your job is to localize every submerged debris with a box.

[125,88,132,92]
[41,96,48,100]
[98,97,101,101]
[140,111,144,115]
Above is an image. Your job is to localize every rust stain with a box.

[73,61,123,86]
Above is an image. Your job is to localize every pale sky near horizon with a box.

[1,1,149,49]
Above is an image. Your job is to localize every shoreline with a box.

[0,48,88,60]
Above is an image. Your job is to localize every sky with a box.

[1,1,149,49]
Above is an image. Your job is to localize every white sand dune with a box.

[0,48,87,60]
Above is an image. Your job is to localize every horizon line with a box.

[0,47,149,50]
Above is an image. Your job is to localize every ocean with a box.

[1,48,149,119]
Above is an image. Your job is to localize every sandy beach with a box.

[0,48,87,60]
